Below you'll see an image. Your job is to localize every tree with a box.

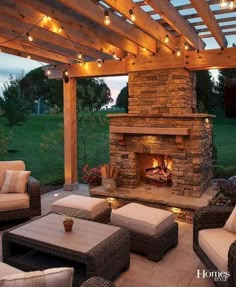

[22,68,113,111]
[21,68,63,110]
[116,84,128,112]
[196,70,218,113]
[0,75,31,126]
[77,78,112,111]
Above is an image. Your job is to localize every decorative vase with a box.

[63,220,74,232]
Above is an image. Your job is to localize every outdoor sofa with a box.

[0,261,115,286]
[193,206,236,287]
[0,160,41,223]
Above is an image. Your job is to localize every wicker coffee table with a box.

[2,213,130,286]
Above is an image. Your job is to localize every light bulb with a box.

[176,49,181,56]
[129,9,136,22]
[27,55,31,59]
[64,69,68,76]
[184,43,189,50]
[98,59,102,68]
[229,0,235,9]
[164,35,169,44]
[220,0,228,8]
[58,27,63,33]
[78,52,82,59]
[26,33,33,42]
[104,10,111,25]
[47,68,51,75]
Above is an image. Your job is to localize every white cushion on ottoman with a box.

[51,195,109,219]
[0,262,22,279]
[111,203,174,236]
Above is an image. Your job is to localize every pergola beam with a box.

[144,0,205,50]
[103,0,177,52]
[57,0,157,53]
[46,47,236,78]
[17,0,138,55]
[0,37,73,64]
[190,0,228,48]
[0,1,126,59]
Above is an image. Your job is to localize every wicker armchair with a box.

[193,206,236,287]
[0,176,41,223]
[81,277,115,287]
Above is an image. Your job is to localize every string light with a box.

[164,34,169,44]
[176,48,181,56]
[46,68,51,75]
[58,27,63,33]
[64,69,69,76]
[26,32,33,42]
[78,52,82,59]
[97,59,103,67]
[229,0,235,9]
[27,55,31,59]
[104,10,111,25]
[184,43,189,50]
[219,0,235,8]
[129,9,136,22]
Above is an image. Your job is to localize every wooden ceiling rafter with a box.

[101,0,178,52]
[0,14,111,61]
[57,0,157,53]
[190,0,228,48]
[0,1,126,60]
[16,0,139,55]
[143,0,206,50]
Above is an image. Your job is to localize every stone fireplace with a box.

[108,68,214,198]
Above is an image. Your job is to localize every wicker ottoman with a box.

[51,195,111,223]
[111,203,178,261]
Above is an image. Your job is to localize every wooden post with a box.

[63,77,78,191]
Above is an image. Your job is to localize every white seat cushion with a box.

[0,161,25,190]
[199,228,236,271]
[51,195,109,219]
[0,193,29,211]
[0,267,74,287]
[111,203,174,236]
[0,262,22,279]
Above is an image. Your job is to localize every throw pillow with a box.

[224,206,236,232]
[0,170,31,194]
[0,267,74,287]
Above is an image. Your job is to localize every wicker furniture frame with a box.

[0,176,41,223]
[193,206,236,287]
[2,213,130,287]
[128,222,178,261]
[89,207,111,224]
[81,277,115,287]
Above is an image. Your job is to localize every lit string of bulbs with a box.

[219,0,235,9]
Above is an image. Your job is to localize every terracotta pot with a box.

[63,220,74,232]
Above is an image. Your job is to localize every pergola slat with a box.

[16,0,139,55]
[144,0,205,50]
[57,0,157,53]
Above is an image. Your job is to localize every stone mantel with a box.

[107,113,215,119]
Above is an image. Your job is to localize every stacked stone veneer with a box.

[108,68,214,198]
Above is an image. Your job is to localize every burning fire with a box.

[152,158,159,168]
[152,157,173,170]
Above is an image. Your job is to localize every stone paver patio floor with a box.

[0,184,214,287]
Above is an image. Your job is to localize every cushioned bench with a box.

[51,195,111,223]
[111,203,178,261]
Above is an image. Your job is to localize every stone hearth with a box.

[108,68,214,198]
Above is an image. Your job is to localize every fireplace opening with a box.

[140,154,173,187]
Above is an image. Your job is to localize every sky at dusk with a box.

[0,35,235,103]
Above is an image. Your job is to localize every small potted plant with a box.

[82,163,102,187]
[63,215,74,232]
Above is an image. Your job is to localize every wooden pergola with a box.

[1,0,236,190]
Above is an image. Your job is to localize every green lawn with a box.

[0,114,236,184]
